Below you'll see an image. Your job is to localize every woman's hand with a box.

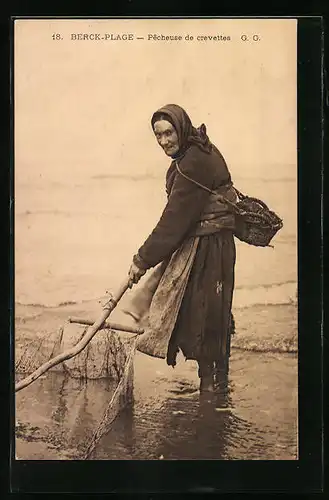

[128,262,146,288]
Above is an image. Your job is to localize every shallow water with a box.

[15,373,119,460]
[14,176,297,309]
[92,350,297,461]
[14,173,298,461]
[16,349,297,461]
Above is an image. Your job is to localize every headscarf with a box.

[151,104,213,158]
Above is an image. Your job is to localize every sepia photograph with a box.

[14,17,298,461]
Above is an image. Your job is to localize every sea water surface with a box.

[15,167,297,309]
[16,348,297,461]
[91,348,297,461]
[14,166,298,461]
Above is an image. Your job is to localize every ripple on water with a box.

[15,346,297,461]
[91,350,297,460]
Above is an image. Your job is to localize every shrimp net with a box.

[15,320,136,459]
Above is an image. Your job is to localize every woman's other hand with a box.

[128,262,146,288]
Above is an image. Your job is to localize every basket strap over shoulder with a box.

[175,161,242,214]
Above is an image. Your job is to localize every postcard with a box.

[14,17,298,464]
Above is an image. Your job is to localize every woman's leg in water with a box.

[197,357,215,393]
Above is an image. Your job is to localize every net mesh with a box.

[15,322,135,380]
[15,326,65,377]
[15,322,137,459]
[60,323,135,381]
[84,338,136,459]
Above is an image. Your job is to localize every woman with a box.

[127,104,237,392]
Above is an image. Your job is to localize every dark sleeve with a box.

[135,153,214,269]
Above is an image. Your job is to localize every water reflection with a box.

[94,375,255,461]
[94,350,297,461]
[155,379,253,460]
[16,350,298,461]
[16,372,117,459]
[89,405,136,460]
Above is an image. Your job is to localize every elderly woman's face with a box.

[153,120,179,157]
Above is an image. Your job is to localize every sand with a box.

[14,300,297,460]
[15,299,297,363]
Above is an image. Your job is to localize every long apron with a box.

[125,230,236,367]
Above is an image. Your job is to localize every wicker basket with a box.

[232,189,283,247]
[174,161,283,248]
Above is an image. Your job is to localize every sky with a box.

[14,18,297,183]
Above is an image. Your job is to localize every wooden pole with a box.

[15,279,130,392]
[68,317,144,335]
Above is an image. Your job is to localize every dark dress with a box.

[136,144,236,367]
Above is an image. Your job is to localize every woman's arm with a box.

[135,155,214,269]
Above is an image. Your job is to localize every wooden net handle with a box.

[15,279,130,392]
